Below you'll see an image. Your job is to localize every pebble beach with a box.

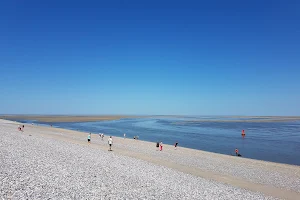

[1,119,299,200]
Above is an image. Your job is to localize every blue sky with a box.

[0,0,299,115]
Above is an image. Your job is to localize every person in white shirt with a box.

[124,133,126,139]
[108,136,113,151]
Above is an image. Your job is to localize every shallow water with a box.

[19,117,300,166]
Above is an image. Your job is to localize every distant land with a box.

[1,115,300,123]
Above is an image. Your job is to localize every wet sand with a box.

[1,119,299,199]
[0,115,139,122]
[174,116,300,124]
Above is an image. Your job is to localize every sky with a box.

[0,0,300,115]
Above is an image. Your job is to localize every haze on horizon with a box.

[1,0,300,116]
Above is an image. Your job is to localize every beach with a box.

[2,115,300,123]
[1,119,299,199]
[0,115,140,122]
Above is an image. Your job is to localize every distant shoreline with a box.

[1,115,300,123]
[0,115,140,122]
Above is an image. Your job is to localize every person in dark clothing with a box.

[156,142,159,151]
[174,142,178,150]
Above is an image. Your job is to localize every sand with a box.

[0,115,139,122]
[1,119,299,199]
[2,114,300,123]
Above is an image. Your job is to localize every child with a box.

[159,141,163,151]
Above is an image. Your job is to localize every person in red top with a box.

[235,148,239,156]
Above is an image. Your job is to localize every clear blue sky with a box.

[0,0,299,115]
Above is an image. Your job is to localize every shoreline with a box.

[1,119,300,200]
[5,117,300,167]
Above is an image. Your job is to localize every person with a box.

[87,133,91,143]
[174,142,178,150]
[124,133,126,139]
[159,141,163,151]
[18,125,21,131]
[156,142,159,151]
[22,125,25,131]
[235,148,239,156]
[241,130,246,138]
[101,133,104,140]
[108,136,113,151]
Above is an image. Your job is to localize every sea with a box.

[17,116,300,166]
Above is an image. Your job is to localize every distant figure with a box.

[18,125,21,131]
[22,125,25,131]
[108,136,113,151]
[133,136,136,140]
[174,142,178,150]
[241,130,246,138]
[235,148,239,156]
[156,142,159,151]
[101,133,104,140]
[159,141,163,151]
[136,135,139,140]
[124,133,126,139]
[99,133,101,138]
[87,133,91,143]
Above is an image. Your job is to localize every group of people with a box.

[88,132,180,152]
[99,133,105,140]
[87,133,113,151]
[156,141,179,151]
[18,125,24,132]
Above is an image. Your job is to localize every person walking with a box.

[124,133,126,139]
[159,141,163,151]
[156,142,159,151]
[87,133,91,143]
[108,136,113,151]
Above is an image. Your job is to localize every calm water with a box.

[19,117,300,166]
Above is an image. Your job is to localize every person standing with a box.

[124,133,126,139]
[174,142,178,150]
[108,136,113,151]
[156,142,159,151]
[87,133,91,143]
[159,141,163,151]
